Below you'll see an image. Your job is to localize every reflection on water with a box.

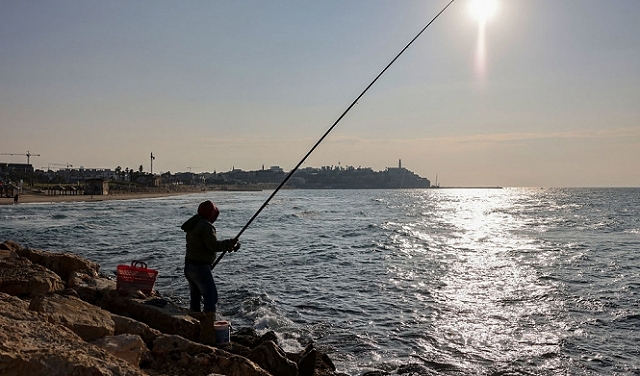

[383,189,567,373]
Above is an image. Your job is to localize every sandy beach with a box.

[0,190,199,206]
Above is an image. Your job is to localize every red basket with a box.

[116,261,158,295]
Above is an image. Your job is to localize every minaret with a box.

[398,159,402,169]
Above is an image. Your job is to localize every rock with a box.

[0,248,18,260]
[0,240,22,253]
[111,313,162,349]
[248,340,298,376]
[298,344,318,376]
[99,291,200,341]
[29,293,115,342]
[232,327,262,348]
[152,334,272,376]
[0,292,146,376]
[321,352,338,372]
[14,245,99,282]
[0,256,66,297]
[68,271,117,304]
[91,333,146,367]
[0,241,345,376]
[260,330,279,344]
[0,292,33,319]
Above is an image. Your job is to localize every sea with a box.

[1,188,639,376]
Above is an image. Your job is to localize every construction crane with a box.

[0,151,41,165]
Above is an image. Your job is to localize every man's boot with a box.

[200,311,216,346]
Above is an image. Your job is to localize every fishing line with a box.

[213,0,456,269]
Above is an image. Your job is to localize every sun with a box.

[468,0,499,82]
[468,0,498,24]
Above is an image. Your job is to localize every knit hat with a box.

[197,200,220,223]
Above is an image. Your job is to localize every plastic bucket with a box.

[214,321,230,345]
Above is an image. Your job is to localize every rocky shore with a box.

[0,240,345,376]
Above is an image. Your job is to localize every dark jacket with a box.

[181,214,233,265]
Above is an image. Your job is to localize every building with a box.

[84,179,109,195]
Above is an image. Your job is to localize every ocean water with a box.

[1,188,639,375]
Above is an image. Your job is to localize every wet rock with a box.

[232,326,262,348]
[298,344,318,376]
[152,334,272,376]
[248,340,298,376]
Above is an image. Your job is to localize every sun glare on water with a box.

[468,0,499,81]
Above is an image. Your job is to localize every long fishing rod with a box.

[213,0,456,269]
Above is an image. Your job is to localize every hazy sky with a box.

[1,0,639,187]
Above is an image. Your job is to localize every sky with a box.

[1,0,639,187]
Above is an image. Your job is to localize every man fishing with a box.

[181,200,239,345]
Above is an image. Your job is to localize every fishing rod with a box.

[213,0,456,269]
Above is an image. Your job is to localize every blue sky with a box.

[1,0,639,187]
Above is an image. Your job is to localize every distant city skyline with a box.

[2,156,415,176]
[1,1,639,187]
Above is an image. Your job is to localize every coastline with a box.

[0,190,200,206]
[0,240,338,376]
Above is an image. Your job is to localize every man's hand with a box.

[229,239,241,252]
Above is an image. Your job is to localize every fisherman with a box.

[181,200,239,345]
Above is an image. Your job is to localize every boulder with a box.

[0,292,146,376]
[298,344,318,376]
[13,245,99,282]
[0,248,18,260]
[0,241,345,376]
[111,313,162,349]
[152,334,272,376]
[248,340,298,376]
[232,327,262,348]
[0,292,33,319]
[99,291,200,341]
[29,293,115,342]
[0,256,65,297]
[91,333,146,367]
[0,240,21,252]
[68,271,117,304]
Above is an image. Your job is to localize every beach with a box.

[0,190,198,206]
